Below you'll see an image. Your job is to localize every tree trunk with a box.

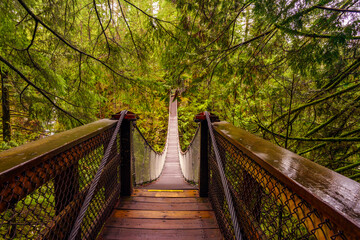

[1,69,11,142]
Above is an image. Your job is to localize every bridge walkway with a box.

[99,98,223,239]
[140,98,195,190]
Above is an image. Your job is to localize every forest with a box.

[0,0,359,181]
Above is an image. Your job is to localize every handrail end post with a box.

[112,111,138,121]
[120,111,137,196]
[195,112,219,197]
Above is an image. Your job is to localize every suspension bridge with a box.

[0,95,359,239]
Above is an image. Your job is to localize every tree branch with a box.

[121,0,178,40]
[220,30,273,52]
[275,24,360,39]
[122,0,175,25]
[259,124,360,142]
[280,0,333,26]
[336,161,360,173]
[93,0,111,59]
[20,83,30,111]
[268,60,360,128]
[305,95,360,137]
[0,55,84,125]
[16,12,29,26]
[315,5,360,13]
[202,1,254,50]
[298,128,360,155]
[118,0,141,59]
[17,0,134,82]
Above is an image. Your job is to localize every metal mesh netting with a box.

[0,124,120,239]
[209,129,347,240]
[131,96,174,185]
[132,126,168,185]
[164,93,200,185]
[178,127,200,184]
[132,95,201,186]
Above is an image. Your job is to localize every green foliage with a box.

[161,0,360,180]
[1,0,360,181]
[0,0,174,151]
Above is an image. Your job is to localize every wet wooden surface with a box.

[0,119,116,175]
[99,189,222,239]
[213,121,360,236]
[132,189,198,197]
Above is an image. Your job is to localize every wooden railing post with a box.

[112,112,137,196]
[199,120,209,197]
[195,112,220,197]
[120,119,132,196]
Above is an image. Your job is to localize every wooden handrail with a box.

[0,119,117,177]
[0,119,120,239]
[213,121,360,239]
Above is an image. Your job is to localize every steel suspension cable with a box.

[68,110,128,240]
[205,111,243,240]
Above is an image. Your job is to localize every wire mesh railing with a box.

[208,121,360,240]
[68,111,127,240]
[178,127,200,184]
[2,101,359,240]
[0,94,175,239]
[205,112,242,240]
[0,119,119,239]
[168,95,200,185]
[132,95,175,185]
[132,125,168,185]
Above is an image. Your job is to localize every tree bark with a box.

[1,68,11,142]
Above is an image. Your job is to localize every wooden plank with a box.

[132,189,198,198]
[100,228,223,240]
[112,210,216,219]
[147,190,185,192]
[104,218,219,229]
[121,196,208,203]
[117,201,212,211]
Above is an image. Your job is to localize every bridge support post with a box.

[116,112,137,196]
[195,112,219,197]
[199,121,209,197]
[120,119,132,196]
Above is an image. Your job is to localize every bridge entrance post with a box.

[117,112,137,196]
[199,119,209,197]
[195,112,219,197]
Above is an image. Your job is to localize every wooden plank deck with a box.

[99,189,223,239]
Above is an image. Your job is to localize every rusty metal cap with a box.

[194,112,220,122]
[111,111,138,121]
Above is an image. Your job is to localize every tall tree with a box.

[1,68,10,142]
